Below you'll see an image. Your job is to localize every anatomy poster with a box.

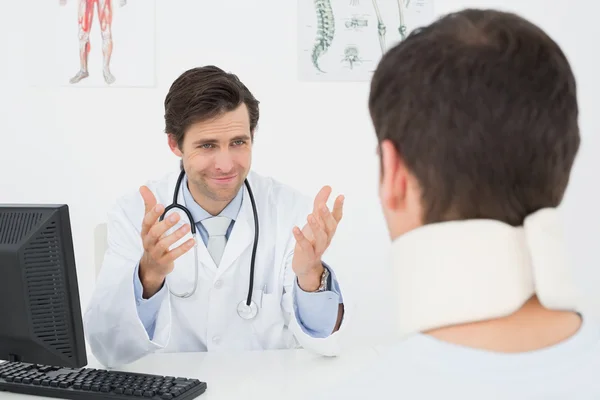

[26,0,156,88]
[298,0,435,82]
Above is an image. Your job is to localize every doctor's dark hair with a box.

[164,65,260,149]
[369,9,580,226]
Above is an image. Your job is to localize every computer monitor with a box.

[0,204,87,368]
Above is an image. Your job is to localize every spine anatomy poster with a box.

[298,0,435,82]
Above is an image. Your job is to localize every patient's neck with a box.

[424,296,582,352]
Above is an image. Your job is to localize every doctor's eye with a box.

[232,140,246,146]
[198,143,215,149]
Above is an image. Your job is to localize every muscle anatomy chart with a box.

[61,0,127,85]
[298,0,434,81]
[54,0,156,87]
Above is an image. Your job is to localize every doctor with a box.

[84,65,347,368]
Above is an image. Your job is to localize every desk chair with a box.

[94,223,108,278]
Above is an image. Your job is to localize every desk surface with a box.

[3,347,381,400]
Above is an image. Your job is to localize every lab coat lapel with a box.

[215,186,254,277]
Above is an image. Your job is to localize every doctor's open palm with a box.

[138,185,195,298]
[292,186,344,290]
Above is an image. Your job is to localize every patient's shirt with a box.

[321,314,600,399]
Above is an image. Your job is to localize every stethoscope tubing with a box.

[158,170,259,314]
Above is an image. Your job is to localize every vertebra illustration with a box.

[342,46,363,69]
[312,0,336,73]
[345,17,369,29]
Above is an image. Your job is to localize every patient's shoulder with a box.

[320,317,600,399]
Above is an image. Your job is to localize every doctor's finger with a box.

[319,204,338,237]
[144,212,181,248]
[308,214,328,251]
[312,186,332,213]
[332,195,344,223]
[140,186,158,212]
[160,238,196,264]
[140,187,163,235]
[293,226,315,259]
[141,203,165,238]
[153,223,191,257]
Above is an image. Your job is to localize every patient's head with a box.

[369,9,580,240]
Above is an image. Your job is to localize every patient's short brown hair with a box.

[369,9,580,226]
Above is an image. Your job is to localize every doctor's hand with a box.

[138,186,195,298]
[292,186,344,292]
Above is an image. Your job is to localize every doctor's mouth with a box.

[210,174,238,185]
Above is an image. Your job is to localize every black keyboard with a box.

[0,361,207,400]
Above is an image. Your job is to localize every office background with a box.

[0,0,598,346]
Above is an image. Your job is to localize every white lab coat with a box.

[84,170,347,368]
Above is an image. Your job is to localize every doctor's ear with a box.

[379,140,407,212]
[168,134,183,157]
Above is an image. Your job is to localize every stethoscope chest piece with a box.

[237,300,259,320]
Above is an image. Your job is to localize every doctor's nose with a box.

[214,149,235,173]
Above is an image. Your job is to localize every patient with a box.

[320,8,600,399]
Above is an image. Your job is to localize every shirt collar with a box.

[181,175,244,223]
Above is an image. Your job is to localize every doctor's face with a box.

[169,104,253,211]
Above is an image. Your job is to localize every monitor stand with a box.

[8,354,21,363]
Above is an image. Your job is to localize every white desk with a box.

[3,347,381,399]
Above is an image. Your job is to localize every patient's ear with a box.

[379,140,407,212]
[168,134,183,157]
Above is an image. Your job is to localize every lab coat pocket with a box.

[250,291,292,350]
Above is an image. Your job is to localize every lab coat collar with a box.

[389,208,584,339]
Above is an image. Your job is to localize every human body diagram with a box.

[59,0,127,85]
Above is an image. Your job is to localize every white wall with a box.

[0,0,598,345]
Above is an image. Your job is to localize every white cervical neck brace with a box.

[390,208,584,338]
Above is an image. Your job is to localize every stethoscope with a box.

[159,169,260,320]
